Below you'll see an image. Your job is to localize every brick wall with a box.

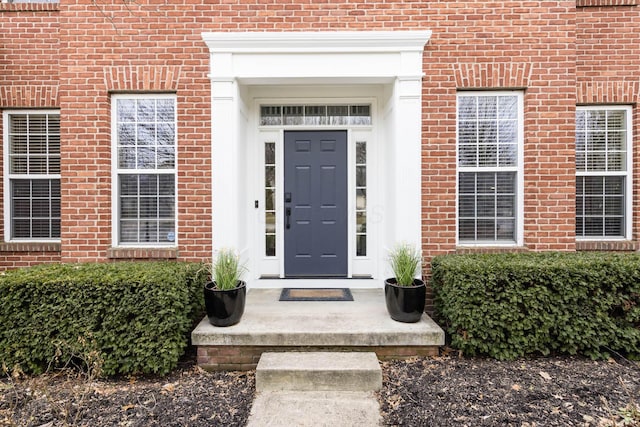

[51,0,455,264]
[56,0,213,262]
[0,3,59,93]
[57,0,578,263]
[197,345,439,371]
[0,3,61,268]
[421,1,577,264]
[577,4,640,245]
[1,1,636,270]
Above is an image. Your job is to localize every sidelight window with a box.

[265,141,276,256]
[355,141,367,256]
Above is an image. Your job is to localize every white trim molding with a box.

[202,31,431,286]
[202,31,431,85]
[202,31,432,53]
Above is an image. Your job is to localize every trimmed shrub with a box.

[432,252,640,360]
[0,262,207,376]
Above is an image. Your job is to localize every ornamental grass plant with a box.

[389,243,422,286]
[211,249,245,290]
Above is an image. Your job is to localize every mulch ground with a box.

[1,354,639,427]
[378,356,640,427]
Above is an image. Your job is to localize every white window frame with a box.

[456,91,524,246]
[3,109,61,243]
[111,94,178,247]
[576,105,633,240]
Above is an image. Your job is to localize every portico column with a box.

[210,77,241,252]
[391,75,424,248]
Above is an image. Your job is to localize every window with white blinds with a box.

[457,92,523,244]
[4,111,60,240]
[113,95,177,245]
[576,106,632,239]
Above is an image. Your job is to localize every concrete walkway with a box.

[191,288,444,424]
[247,352,382,427]
[247,391,381,427]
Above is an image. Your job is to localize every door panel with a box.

[284,130,348,277]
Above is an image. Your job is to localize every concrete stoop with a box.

[247,352,383,427]
[192,288,445,371]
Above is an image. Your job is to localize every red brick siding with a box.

[0,86,59,109]
[576,240,639,251]
[1,0,637,269]
[106,247,178,260]
[0,242,61,269]
[103,66,182,92]
[197,345,440,371]
[421,1,577,264]
[0,5,60,268]
[58,1,212,262]
[452,63,533,90]
[577,5,640,247]
[0,5,59,94]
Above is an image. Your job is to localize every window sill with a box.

[456,246,529,254]
[575,240,638,252]
[0,242,61,252]
[107,247,179,260]
[577,0,639,6]
[0,3,59,12]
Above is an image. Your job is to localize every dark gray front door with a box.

[284,130,348,277]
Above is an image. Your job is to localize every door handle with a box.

[285,207,291,229]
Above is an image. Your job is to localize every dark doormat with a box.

[279,288,354,301]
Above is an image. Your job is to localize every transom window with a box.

[576,106,632,239]
[3,111,60,240]
[112,95,177,245]
[260,105,371,126]
[457,92,523,244]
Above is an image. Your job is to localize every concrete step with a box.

[247,391,382,427]
[256,351,382,392]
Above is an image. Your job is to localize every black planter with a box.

[384,278,426,323]
[203,281,247,327]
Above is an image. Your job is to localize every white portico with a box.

[202,31,431,287]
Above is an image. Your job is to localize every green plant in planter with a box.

[389,243,421,286]
[385,243,425,323]
[204,249,247,327]
[210,248,245,290]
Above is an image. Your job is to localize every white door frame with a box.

[202,31,431,288]
[249,93,379,283]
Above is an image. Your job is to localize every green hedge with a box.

[0,262,207,376]
[432,252,640,360]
